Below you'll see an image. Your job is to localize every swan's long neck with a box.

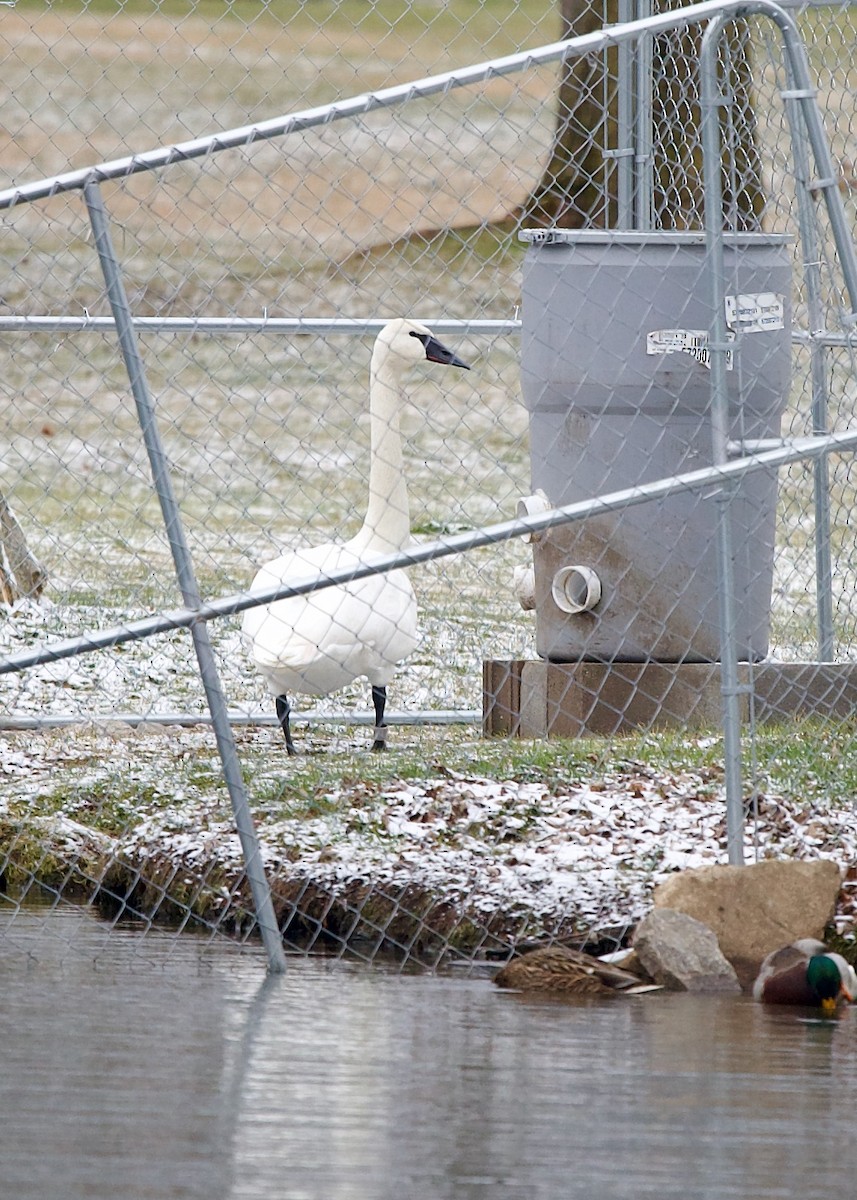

[351,342,410,554]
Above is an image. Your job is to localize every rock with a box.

[652,859,841,987]
[633,908,742,993]
[612,948,649,979]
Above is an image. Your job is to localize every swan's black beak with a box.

[415,332,471,369]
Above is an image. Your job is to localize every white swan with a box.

[242,318,470,753]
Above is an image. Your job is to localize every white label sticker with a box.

[646,329,734,370]
[724,292,785,333]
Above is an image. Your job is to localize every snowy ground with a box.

[2,717,856,964]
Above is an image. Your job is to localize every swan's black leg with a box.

[275,694,297,756]
[371,685,388,752]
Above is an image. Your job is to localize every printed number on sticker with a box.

[646,329,734,371]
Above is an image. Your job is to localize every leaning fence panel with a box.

[2,0,857,968]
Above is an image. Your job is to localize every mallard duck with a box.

[752,938,857,1013]
[493,945,658,996]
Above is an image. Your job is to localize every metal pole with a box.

[0,315,522,335]
[780,84,835,661]
[634,0,654,230]
[83,180,286,975]
[700,16,746,865]
[0,709,482,731]
[616,0,636,228]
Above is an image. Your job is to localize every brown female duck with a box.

[493,945,656,995]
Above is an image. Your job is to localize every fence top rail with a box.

[0,0,809,211]
[3,317,856,347]
[0,316,521,336]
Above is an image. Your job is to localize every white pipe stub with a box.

[513,563,536,610]
[516,490,552,543]
[551,565,602,614]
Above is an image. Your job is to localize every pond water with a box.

[1,903,856,1200]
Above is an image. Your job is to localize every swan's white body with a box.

[244,540,418,697]
[242,319,468,742]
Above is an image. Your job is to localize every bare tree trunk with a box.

[0,492,46,604]
[523,0,619,228]
[651,16,765,230]
[522,0,764,229]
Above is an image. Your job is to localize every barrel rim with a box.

[519,229,795,247]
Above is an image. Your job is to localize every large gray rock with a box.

[633,908,741,993]
[652,859,841,987]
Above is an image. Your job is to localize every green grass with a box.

[232,719,855,815]
[13,0,560,77]
[25,0,559,46]
[749,720,857,802]
[1,715,854,953]
[5,717,854,840]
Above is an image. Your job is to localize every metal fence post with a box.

[82,179,286,974]
[781,64,836,663]
[634,0,654,231]
[615,0,636,228]
[700,15,746,865]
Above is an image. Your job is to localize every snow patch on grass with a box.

[4,725,856,958]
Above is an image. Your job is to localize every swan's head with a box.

[375,318,470,372]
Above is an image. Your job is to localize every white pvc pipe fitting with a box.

[516,490,552,543]
[551,565,602,614]
[513,563,536,610]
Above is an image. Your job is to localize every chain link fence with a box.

[1,0,857,971]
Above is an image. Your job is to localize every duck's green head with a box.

[806,954,843,1014]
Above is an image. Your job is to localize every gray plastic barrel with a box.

[519,230,793,663]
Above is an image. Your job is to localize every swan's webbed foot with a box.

[275,694,297,756]
[371,685,388,752]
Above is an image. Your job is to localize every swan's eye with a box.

[409,331,427,346]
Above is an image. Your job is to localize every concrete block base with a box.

[483,659,857,738]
